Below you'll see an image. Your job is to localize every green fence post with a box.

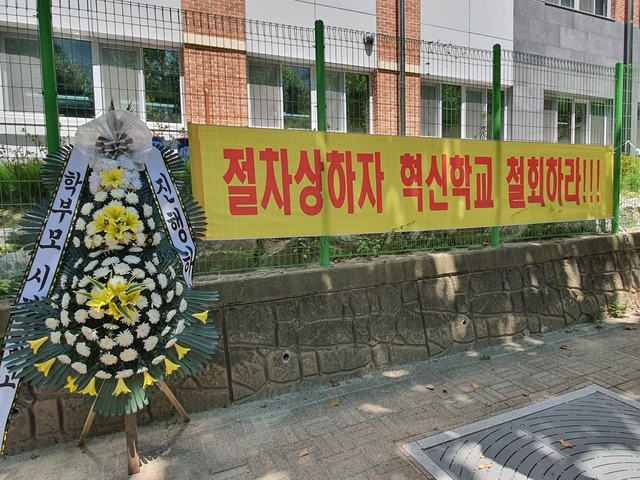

[490,43,501,247]
[315,20,330,267]
[613,62,624,234]
[37,0,60,153]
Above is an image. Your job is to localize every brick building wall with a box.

[373,0,421,136]
[182,1,248,126]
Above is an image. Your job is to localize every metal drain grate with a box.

[403,386,640,480]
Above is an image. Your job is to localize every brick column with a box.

[182,0,248,126]
[373,0,421,136]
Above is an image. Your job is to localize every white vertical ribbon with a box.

[0,148,89,454]
[145,148,196,287]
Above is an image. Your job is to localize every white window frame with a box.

[546,0,611,18]
[544,95,614,144]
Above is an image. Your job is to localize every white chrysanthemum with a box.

[121,231,133,244]
[110,188,125,199]
[85,222,97,236]
[84,260,99,272]
[45,317,59,330]
[166,290,175,303]
[161,326,171,336]
[103,323,119,330]
[71,362,87,374]
[145,261,157,275]
[99,337,116,350]
[93,235,104,248]
[76,294,88,306]
[120,349,138,362]
[84,236,94,249]
[51,294,59,301]
[100,353,118,366]
[50,302,58,310]
[113,262,131,275]
[72,276,79,289]
[135,295,149,309]
[116,369,134,379]
[89,308,105,320]
[129,246,143,253]
[93,266,110,279]
[152,254,160,266]
[151,355,166,365]
[60,274,68,289]
[74,258,83,269]
[116,330,134,347]
[61,293,71,309]
[147,309,160,324]
[174,319,185,335]
[50,331,62,344]
[81,326,98,341]
[136,323,151,339]
[165,338,177,348]
[76,342,91,357]
[79,277,90,288]
[74,309,89,324]
[60,310,70,327]
[175,282,184,296]
[64,331,76,346]
[166,310,177,322]
[143,278,156,292]
[157,273,168,289]
[81,202,94,215]
[73,237,81,248]
[131,268,145,279]
[124,255,141,265]
[125,192,138,204]
[95,370,112,379]
[103,256,119,266]
[75,218,86,231]
[105,236,119,248]
[136,234,146,247]
[151,292,162,308]
[179,299,187,312]
[109,275,127,286]
[142,204,153,218]
[152,232,161,246]
[95,191,108,202]
[136,367,148,374]
[144,336,159,351]
[57,354,71,364]
[147,218,155,230]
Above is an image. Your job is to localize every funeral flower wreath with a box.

[3,111,218,417]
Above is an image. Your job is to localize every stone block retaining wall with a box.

[3,232,640,453]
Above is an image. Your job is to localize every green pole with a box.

[315,20,330,267]
[490,44,501,247]
[37,0,60,153]
[613,62,624,234]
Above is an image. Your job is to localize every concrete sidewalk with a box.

[1,319,640,480]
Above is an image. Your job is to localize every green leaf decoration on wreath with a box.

[4,110,218,417]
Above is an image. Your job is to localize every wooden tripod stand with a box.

[77,380,189,475]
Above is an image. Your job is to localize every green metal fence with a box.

[0,0,635,284]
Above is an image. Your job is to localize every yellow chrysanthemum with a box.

[100,168,124,189]
[174,343,191,360]
[113,377,131,397]
[80,377,97,396]
[164,358,180,376]
[142,371,158,389]
[65,376,78,393]
[192,311,209,324]
[34,358,56,377]
[27,336,48,354]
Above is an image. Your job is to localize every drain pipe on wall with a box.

[398,0,406,136]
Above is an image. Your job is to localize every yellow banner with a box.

[189,125,613,240]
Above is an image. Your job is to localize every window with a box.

[248,62,370,133]
[2,36,94,117]
[102,48,141,114]
[54,38,94,118]
[421,84,503,140]
[283,65,311,130]
[326,72,369,133]
[547,0,609,17]
[143,48,181,123]
[2,37,43,113]
[544,96,613,144]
